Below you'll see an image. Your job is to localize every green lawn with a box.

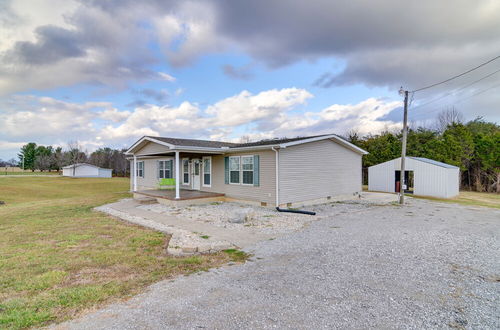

[0,171,60,176]
[412,190,500,209]
[0,177,243,329]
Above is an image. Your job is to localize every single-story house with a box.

[126,134,368,207]
[368,157,459,198]
[62,163,113,178]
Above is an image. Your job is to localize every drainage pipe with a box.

[276,207,316,216]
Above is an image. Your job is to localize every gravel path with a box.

[55,199,500,329]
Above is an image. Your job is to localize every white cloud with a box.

[0,88,404,159]
[206,88,313,126]
[99,108,131,122]
[157,72,176,82]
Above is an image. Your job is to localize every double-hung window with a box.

[182,159,189,184]
[158,160,172,179]
[229,156,240,184]
[203,157,211,186]
[241,156,254,185]
[136,161,144,178]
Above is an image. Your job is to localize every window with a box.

[203,157,211,186]
[241,156,254,185]
[136,161,144,178]
[229,156,240,184]
[182,159,189,184]
[158,160,172,179]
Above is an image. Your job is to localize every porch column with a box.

[133,155,137,192]
[175,151,180,199]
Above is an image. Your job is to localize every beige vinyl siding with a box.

[136,141,171,155]
[200,150,276,205]
[279,139,362,204]
[135,157,175,190]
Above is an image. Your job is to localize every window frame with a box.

[241,155,254,186]
[182,158,190,185]
[202,156,212,187]
[158,160,172,179]
[136,161,144,178]
[228,156,241,184]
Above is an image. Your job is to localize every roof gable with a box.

[127,134,368,155]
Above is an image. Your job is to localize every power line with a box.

[410,79,500,120]
[410,55,500,93]
[410,67,500,110]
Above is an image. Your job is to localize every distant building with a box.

[368,157,459,198]
[62,163,112,178]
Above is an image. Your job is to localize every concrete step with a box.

[134,197,158,205]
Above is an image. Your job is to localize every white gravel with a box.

[56,197,500,329]
[137,194,387,235]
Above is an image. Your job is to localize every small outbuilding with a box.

[368,157,459,198]
[62,163,112,178]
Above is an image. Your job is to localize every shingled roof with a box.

[147,134,338,148]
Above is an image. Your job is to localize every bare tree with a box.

[436,107,464,132]
[239,135,251,143]
[66,141,87,176]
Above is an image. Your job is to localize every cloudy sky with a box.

[1,0,499,159]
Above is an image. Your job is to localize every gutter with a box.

[271,147,280,207]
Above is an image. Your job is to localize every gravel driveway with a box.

[55,199,499,329]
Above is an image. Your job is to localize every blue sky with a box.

[0,0,499,160]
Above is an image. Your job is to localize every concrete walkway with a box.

[97,199,274,252]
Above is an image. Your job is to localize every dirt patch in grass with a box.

[0,177,247,329]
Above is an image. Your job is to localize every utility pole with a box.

[399,89,409,204]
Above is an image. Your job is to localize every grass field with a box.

[0,171,60,176]
[413,190,500,209]
[0,177,244,329]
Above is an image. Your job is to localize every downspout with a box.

[133,155,137,192]
[271,147,279,207]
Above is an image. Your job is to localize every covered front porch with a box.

[130,146,223,204]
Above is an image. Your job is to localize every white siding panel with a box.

[136,141,171,155]
[201,150,276,205]
[279,139,362,204]
[136,157,175,190]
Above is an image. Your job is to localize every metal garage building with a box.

[62,163,112,178]
[368,157,459,198]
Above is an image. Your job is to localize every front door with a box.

[192,159,201,190]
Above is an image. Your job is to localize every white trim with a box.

[181,158,190,185]
[228,156,241,185]
[191,158,201,190]
[158,159,173,179]
[126,134,368,155]
[136,160,145,178]
[202,156,212,187]
[240,155,255,186]
[175,151,180,199]
[279,134,368,155]
[126,136,176,154]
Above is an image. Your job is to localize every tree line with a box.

[347,111,499,193]
[15,142,130,176]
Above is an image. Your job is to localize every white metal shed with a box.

[62,163,112,178]
[368,157,459,198]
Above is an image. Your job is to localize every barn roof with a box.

[408,157,459,169]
